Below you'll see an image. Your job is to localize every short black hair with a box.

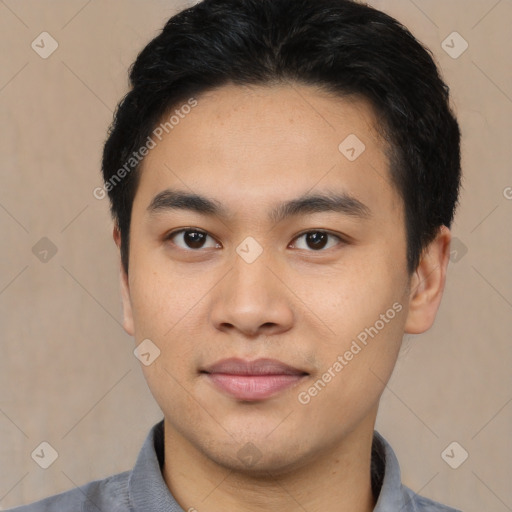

[102,0,461,274]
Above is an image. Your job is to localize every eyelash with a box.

[164,228,346,252]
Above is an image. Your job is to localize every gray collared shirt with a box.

[7,420,462,512]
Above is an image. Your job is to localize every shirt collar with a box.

[372,430,407,511]
[129,420,183,511]
[129,420,407,512]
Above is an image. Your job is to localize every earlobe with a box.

[119,265,135,336]
[404,226,451,335]
[113,225,135,336]
[113,225,122,249]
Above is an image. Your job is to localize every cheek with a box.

[297,300,406,430]
[309,253,408,387]
[128,263,205,406]
[318,259,402,330]
[128,259,196,342]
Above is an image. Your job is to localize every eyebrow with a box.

[147,188,371,223]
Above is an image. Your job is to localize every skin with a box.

[114,83,451,512]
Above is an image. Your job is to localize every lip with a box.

[201,358,308,401]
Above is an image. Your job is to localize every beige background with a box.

[0,1,511,510]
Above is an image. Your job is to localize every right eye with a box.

[164,229,221,251]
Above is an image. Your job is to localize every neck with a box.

[162,419,377,512]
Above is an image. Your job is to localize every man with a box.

[9,0,462,510]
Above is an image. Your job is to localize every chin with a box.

[202,435,316,477]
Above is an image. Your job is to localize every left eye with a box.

[290,231,342,251]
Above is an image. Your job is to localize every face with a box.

[118,83,427,474]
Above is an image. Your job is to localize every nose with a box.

[209,251,295,338]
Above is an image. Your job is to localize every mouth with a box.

[200,358,309,401]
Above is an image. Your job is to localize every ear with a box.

[113,226,135,336]
[404,225,451,334]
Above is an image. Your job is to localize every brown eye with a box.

[166,229,219,250]
[291,231,342,251]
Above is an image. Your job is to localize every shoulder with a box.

[373,430,463,512]
[402,484,463,512]
[6,470,132,512]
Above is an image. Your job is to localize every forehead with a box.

[135,83,400,220]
